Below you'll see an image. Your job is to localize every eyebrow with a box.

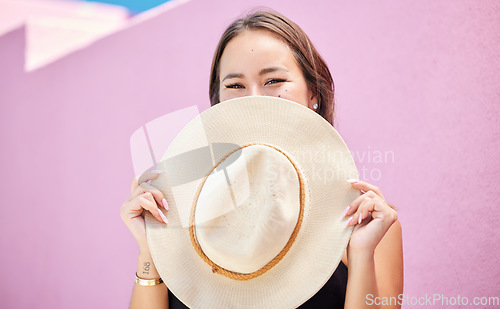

[259,66,289,75]
[221,73,243,82]
[221,67,289,82]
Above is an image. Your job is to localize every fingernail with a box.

[358,214,363,224]
[158,209,168,224]
[147,180,152,185]
[346,179,358,184]
[151,170,163,174]
[345,217,353,226]
[162,198,169,210]
[343,206,350,216]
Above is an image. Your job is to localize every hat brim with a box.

[145,96,359,308]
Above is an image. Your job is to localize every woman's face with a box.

[218,30,317,109]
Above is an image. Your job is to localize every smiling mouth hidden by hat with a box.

[144,96,359,308]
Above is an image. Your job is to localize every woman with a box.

[121,10,403,309]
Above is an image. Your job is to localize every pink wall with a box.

[1,0,499,308]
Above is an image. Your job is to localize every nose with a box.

[248,85,263,96]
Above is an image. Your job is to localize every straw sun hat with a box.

[144,96,359,308]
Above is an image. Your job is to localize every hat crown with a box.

[194,144,301,274]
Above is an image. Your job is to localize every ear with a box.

[308,89,319,110]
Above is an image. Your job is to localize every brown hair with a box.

[209,9,336,126]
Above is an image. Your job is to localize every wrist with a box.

[138,246,152,258]
[137,250,160,280]
[347,246,375,264]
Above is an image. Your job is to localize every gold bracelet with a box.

[135,272,164,286]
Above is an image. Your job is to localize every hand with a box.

[344,179,398,253]
[120,168,169,251]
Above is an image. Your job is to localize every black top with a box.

[167,260,348,308]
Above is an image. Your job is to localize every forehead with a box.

[219,30,296,74]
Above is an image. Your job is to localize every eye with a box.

[225,83,244,89]
[265,78,286,86]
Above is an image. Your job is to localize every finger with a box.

[346,179,385,200]
[130,182,168,210]
[124,191,167,224]
[346,180,398,211]
[130,169,162,195]
[347,196,397,227]
[137,167,164,185]
[139,182,169,210]
[359,211,373,225]
[346,196,375,226]
[357,197,376,224]
[368,200,399,227]
[138,192,168,223]
[344,190,378,216]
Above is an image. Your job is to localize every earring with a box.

[313,103,318,110]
